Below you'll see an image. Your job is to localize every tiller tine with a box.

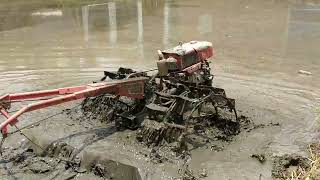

[137,119,186,146]
[208,94,238,120]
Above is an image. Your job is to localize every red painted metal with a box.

[161,41,213,71]
[182,62,202,75]
[1,86,87,102]
[0,109,11,136]
[0,77,148,137]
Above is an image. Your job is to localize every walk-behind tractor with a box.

[0,41,237,149]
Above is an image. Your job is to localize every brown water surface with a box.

[0,0,320,179]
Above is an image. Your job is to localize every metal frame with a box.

[0,77,147,137]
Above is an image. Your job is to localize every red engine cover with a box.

[161,41,214,70]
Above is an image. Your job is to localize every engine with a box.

[157,41,214,85]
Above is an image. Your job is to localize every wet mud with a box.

[1,133,142,180]
[0,93,289,180]
[81,95,121,124]
[251,154,266,164]
[81,93,253,147]
[0,96,263,180]
[271,154,310,179]
[1,0,320,179]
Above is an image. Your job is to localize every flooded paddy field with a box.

[0,0,320,179]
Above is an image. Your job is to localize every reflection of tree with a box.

[0,0,122,9]
[0,0,167,32]
[0,2,36,31]
[0,0,67,31]
[142,0,164,15]
[294,0,320,5]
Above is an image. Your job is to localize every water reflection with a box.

[197,14,212,35]
[0,1,320,178]
[81,2,119,45]
[286,5,320,60]
[163,0,170,46]
[31,9,63,17]
[137,0,144,57]
[82,5,89,42]
[0,0,319,88]
[107,2,117,45]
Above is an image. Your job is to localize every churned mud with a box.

[0,82,317,180]
[270,143,320,179]
[1,0,320,179]
[0,120,142,180]
[251,154,266,164]
[1,81,312,180]
[0,97,262,180]
[271,154,310,179]
[0,74,317,180]
[2,97,260,180]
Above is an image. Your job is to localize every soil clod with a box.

[272,154,310,178]
[29,160,51,173]
[251,154,266,163]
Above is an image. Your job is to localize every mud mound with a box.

[272,154,310,178]
[251,154,266,163]
[81,95,119,123]
[82,95,134,119]
[135,114,252,155]
[2,139,142,180]
[46,142,76,159]
[176,164,209,180]
[172,115,248,151]
[1,143,61,175]
[81,94,141,126]
[80,149,142,180]
[192,114,242,136]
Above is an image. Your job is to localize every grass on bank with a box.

[283,144,320,180]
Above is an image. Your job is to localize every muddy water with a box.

[0,0,320,179]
